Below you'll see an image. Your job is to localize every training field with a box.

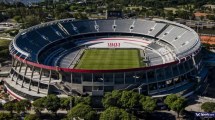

[75,49,142,70]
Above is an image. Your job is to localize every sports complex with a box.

[5,18,207,100]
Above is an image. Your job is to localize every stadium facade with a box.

[6,18,207,100]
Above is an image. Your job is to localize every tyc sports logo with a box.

[195,112,215,118]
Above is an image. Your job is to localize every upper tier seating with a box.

[157,25,186,43]
[147,23,166,37]
[115,19,134,32]
[13,19,200,64]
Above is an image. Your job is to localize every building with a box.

[6,18,207,101]
[106,10,123,19]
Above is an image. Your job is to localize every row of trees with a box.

[0,92,156,120]
[101,90,156,119]
[2,94,215,120]
[102,91,188,119]
[0,95,93,120]
[3,100,31,115]
[33,94,91,115]
[0,99,32,120]
[102,90,156,111]
[0,92,188,120]
[201,102,215,112]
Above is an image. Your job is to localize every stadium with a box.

[5,18,207,100]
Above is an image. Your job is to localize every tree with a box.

[72,12,88,20]
[120,91,141,109]
[56,12,73,19]
[102,90,122,108]
[13,15,22,22]
[0,112,19,120]
[23,15,40,28]
[43,94,60,114]
[70,5,78,11]
[207,15,215,21]
[60,96,91,110]
[15,101,25,114]
[15,100,31,114]
[24,114,41,120]
[166,10,175,21]
[21,100,31,110]
[164,94,178,107]
[0,112,10,120]
[170,98,186,118]
[60,97,71,110]
[103,90,144,110]
[175,10,191,19]
[67,103,97,120]
[201,102,215,113]
[140,96,156,113]
[3,101,15,115]
[164,94,186,118]
[100,107,137,120]
[102,92,118,108]
[32,97,46,116]
[74,96,91,106]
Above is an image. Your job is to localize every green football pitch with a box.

[75,49,144,70]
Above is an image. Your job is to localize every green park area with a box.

[0,39,10,62]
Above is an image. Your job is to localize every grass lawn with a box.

[0,39,11,48]
[75,49,144,70]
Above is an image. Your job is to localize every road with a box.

[0,37,13,40]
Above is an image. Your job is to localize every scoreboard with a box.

[107,43,120,47]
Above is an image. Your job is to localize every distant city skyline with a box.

[0,0,62,5]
